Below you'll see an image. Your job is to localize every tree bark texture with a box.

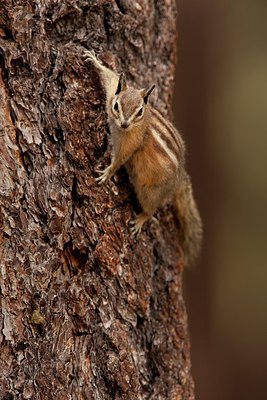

[0,1,194,399]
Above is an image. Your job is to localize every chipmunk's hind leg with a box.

[130,184,169,236]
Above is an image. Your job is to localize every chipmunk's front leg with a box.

[96,134,140,185]
[95,147,126,184]
[83,50,119,105]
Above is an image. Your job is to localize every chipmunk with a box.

[83,50,202,266]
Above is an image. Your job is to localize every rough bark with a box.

[0,1,194,399]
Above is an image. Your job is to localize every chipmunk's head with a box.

[111,73,155,130]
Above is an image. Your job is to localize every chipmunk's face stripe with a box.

[111,98,126,126]
[124,104,144,125]
[112,90,145,129]
[117,88,144,124]
[149,127,179,169]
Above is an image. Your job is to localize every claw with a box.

[95,166,104,173]
[83,49,100,64]
[130,221,142,236]
[95,166,111,185]
[129,212,150,237]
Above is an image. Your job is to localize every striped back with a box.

[148,107,185,170]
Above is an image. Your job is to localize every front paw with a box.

[83,49,95,60]
[95,166,112,185]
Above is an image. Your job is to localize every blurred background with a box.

[174,0,267,399]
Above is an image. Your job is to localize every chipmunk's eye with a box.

[136,107,143,118]
[114,102,119,111]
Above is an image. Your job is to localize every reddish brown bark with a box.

[0,1,194,399]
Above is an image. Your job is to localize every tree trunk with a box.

[0,1,194,399]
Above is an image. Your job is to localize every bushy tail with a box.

[173,172,203,267]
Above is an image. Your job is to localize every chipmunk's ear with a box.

[115,73,127,95]
[141,84,155,104]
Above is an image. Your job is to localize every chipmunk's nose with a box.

[121,121,129,129]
